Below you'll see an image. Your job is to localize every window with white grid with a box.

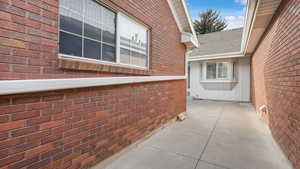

[59,0,149,69]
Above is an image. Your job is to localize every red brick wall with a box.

[0,81,186,169]
[0,0,187,168]
[251,0,300,168]
[0,0,186,80]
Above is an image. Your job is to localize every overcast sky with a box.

[186,0,247,29]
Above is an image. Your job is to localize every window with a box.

[59,0,149,69]
[206,62,229,80]
[119,14,149,67]
[217,63,228,79]
[206,63,217,79]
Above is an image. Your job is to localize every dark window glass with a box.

[84,23,102,41]
[84,39,101,60]
[60,13,82,35]
[59,31,82,57]
[102,7,116,44]
[59,0,118,64]
[102,44,115,62]
[103,29,116,44]
[217,63,228,79]
[83,0,102,41]
[206,63,217,79]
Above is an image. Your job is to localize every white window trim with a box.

[202,61,234,82]
[58,54,148,70]
[58,0,150,70]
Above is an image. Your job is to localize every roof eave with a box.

[188,0,282,61]
[167,0,199,48]
[243,0,282,55]
[181,32,199,48]
[189,52,247,62]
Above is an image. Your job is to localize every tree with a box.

[193,9,227,35]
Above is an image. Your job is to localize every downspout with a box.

[185,48,193,87]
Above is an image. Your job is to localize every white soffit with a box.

[245,0,282,54]
[0,76,186,95]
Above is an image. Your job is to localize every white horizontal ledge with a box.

[0,76,186,95]
[188,52,247,61]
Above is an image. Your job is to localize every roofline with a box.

[167,0,198,48]
[244,0,282,54]
[196,27,244,38]
[180,0,197,36]
[167,0,183,32]
[240,0,258,54]
[219,0,260,56]
[188,0,282,61]
[189,52,247,62]
[188,0,257,61]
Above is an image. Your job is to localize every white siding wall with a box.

[189,57,250,102]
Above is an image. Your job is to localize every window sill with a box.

[200,80,238,83]
[200,81,238,90]
[58,55,151,75]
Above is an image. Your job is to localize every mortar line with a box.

[193,104,226,169]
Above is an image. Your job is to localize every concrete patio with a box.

[95,99,292,169]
